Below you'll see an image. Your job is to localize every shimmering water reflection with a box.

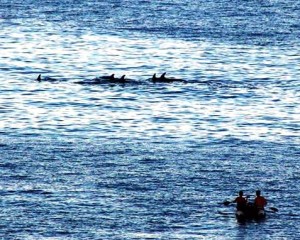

[0,29,299,143]
[0,1,299,238]
[0,137,299,239]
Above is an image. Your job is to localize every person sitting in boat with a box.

[254,190,267,212]
[233,190,248,211]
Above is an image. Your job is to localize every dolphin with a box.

[152,72,186,83]
[75,74,128,85]
[36,74,58,82]
[100,74,115,80]
[160,72,167,80]
[111,75,126,83]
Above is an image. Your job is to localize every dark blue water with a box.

[0,1,299,239]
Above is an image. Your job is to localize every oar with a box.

[269,207,279,212]
[218,210,232,216]
[223,200,232,206]
[223,201,278,212]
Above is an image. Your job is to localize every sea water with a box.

[0,1,299,239]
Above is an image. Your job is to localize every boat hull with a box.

[236,209,266,222]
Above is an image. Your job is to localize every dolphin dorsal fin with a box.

[160,72,166,79]
[120,75,125,80]
[152,73,157,80]
[37,74,41,81]
[110,74,115,80]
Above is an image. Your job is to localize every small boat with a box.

[235,204,266,222]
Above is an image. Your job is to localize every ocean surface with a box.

[0,0,299,239]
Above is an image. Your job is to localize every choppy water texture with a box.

[0,1,299,239]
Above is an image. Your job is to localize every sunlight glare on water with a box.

[0,0,299,239]
[1,26,299,142]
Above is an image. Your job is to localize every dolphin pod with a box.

[35,73,259,90]
[36,73,187,84]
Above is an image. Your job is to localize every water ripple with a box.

[0,1,299,238]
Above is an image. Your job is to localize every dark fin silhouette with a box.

[37,74,41,82]
[152,72,186,83]
[152,73,157,80]
[160,72,166,79]
[114,75,126,83]
[101,74,115,80]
